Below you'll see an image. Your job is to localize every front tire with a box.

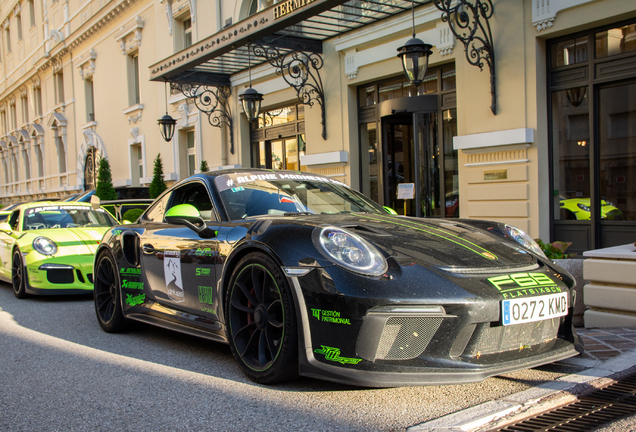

[94,251,128,333]
[225,252,298,384]
[11,249,28,299]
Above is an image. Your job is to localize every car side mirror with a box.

[165,204,216,239]
[383,206,398,215]
[0,222,11,232]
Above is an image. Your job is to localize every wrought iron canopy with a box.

[150,0,431,86]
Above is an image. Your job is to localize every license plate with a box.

[501,292,568,326]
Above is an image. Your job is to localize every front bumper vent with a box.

[464,317,559,357]
[46,268,75,284]
[356,306,449,362]
[376,317,443,360]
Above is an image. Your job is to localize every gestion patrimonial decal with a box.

[488,272,564,299]
[314,346,362,365]
[311,309,351,325]
[164,249,185,303]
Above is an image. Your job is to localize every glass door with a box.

[382,113,436,217]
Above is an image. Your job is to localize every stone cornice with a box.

[67,0,141,52]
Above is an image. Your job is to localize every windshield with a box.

[23,205,118,230]
[215,173,385,220]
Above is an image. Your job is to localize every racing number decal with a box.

[164,249,185,303]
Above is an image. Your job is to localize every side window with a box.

[142,194,170,222]
[9,210,20,230]
[167,182,215,221]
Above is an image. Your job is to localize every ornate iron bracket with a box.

[170,83,235,154]
[434,0,496,115]
[252,45,326,139]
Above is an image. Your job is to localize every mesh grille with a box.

[376,317,442,360]
[46,269,75,284]
[466,318,559,356]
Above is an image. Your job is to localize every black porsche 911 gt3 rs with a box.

[93,169,581,387]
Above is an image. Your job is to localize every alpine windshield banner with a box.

[215,172,349,192]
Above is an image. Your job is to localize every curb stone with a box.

[408,348,636,432]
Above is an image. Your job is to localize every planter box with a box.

[582,244,636,328]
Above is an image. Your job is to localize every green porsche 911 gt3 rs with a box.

[0,201,119,298]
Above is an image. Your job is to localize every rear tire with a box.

[11,249,28,299]
[225,252,298,384]
[94,251,128,333]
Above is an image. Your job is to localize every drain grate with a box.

[490,373,636,431]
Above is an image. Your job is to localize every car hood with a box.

[22,227,109,254]
[272,214,537,271]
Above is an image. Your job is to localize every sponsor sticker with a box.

[122,280,144,290]
[311,309,351,325]
[164,249,185,302]
[488,273,564,299]
[314,346,362,365]
[120,267,141,277]
[125,293,145,306]
[198,286,214,305]
[195,268,211,276]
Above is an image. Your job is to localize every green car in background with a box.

[0,202,119,298]
[560,197,623,220]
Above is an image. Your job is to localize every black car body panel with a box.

[95,169,581,387]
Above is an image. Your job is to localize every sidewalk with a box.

[409,327,636,432]
[577,327,636,361]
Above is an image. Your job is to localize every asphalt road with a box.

[0,281,589,432]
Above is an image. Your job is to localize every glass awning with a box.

[150,0,431,86]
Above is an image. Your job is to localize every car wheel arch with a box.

[94,245,128,315]
[220,242,304,339]
[220,242,285,299]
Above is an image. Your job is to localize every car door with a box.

[0,210,21,280]
[139,181,219,319]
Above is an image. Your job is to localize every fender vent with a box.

[376,317,442,360]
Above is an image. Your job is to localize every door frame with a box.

[378,95,437,216]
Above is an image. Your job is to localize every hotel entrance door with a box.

[382,112,437,217]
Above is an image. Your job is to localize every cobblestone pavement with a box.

[576,327,636,361]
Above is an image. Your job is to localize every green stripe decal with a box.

[356,214,498,260]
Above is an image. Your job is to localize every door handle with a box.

[142,244,155,254]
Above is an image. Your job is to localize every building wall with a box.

[0,0,633,247]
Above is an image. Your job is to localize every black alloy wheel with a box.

[226,252,298,384]
[94,251,128,333]
[12,249,28,299]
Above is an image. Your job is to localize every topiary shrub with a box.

[123,208,145,223]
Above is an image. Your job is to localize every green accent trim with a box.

[357,214,498,261]
[166,203,200,218]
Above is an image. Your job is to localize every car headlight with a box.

[313,226,388,276]
[33,237,58,256]
[504,225,546,258]
[577,203,590,212]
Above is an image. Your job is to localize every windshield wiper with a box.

[283,212,314,216]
